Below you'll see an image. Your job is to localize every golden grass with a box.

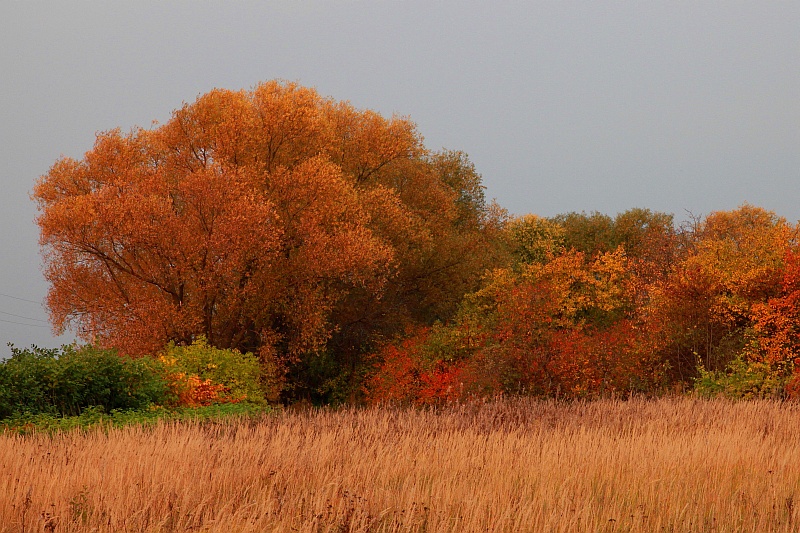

[2,397,800,532]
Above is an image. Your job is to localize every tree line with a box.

[33,81,800,404]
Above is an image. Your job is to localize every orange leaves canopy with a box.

[35,82,460,360]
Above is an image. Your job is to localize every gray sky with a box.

[1,1,798,355]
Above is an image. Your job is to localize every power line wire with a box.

[0,310,49,323]
[0,292,42,305]
[0,317,50,328]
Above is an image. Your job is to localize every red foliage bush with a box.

[365,329,467,405]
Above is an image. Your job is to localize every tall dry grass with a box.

[1,397,800,532]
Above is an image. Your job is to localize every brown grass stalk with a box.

[2,397,800,532]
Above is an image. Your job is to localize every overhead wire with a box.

[0,310,48,323]
[0,317,50,328]
[0,292,42,304]
[0,292,51,328]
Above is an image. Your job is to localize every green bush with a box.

[161,338,267,405]
[0,345,171,419]
[694,356,789,399]
[0,346,59,418]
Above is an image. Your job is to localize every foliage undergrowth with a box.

[0,340,272,433]
[0,402,270,435]
[694,356,791,399]
[159,338,268,407]
[0,344,170,419]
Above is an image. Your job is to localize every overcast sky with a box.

[1,1,798,355]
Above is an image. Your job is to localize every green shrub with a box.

[52,346,171,415]
[694,356,789,399]
[0,345,171,419]
[160,338,267,405]
[0,346,59,418]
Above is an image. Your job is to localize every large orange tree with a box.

[34,81,501,400]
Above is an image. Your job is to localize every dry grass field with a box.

[2,397,800,532]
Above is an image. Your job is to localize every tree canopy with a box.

[34,81,502,400]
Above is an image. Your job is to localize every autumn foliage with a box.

[367,205,800,404]
[33,81,800,404]
[368,243,664,403]
[34,81,500,402]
